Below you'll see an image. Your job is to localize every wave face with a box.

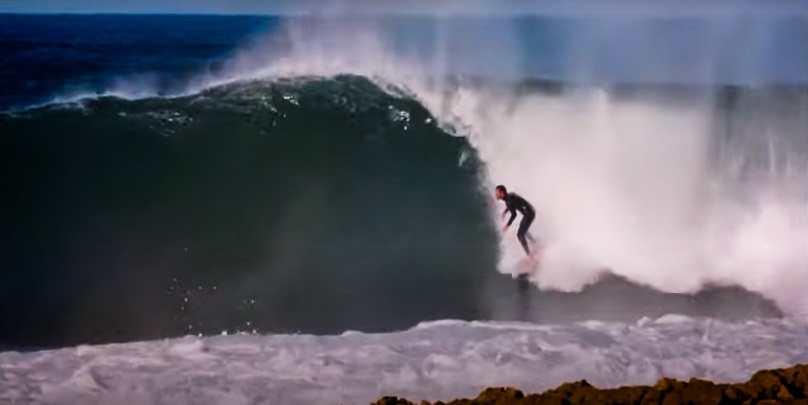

[0,76,499,346]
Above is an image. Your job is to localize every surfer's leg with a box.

[517,215,534,256]
[517,231,530,256]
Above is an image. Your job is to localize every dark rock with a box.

[370,363,808,405]
[373,397,416,405]
[475,387,525,402]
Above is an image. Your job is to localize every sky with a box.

[1,0,807,16]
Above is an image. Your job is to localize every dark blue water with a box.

[0,14,275,109]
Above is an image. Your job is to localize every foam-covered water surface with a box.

[2,316,807,405]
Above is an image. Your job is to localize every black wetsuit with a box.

[502,192,536,255]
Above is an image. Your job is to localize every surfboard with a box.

[513,256,539,278]
[508,240,542,279]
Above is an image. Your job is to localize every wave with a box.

[200,16,808,316]
[331,20,803,312]
[2,15,807,347]
[0,76,499,346]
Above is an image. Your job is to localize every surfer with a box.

[495,185,537,260]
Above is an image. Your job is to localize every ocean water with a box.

[3,317,808,405]
[1,12,807,404]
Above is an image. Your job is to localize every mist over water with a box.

[212,12,808,314]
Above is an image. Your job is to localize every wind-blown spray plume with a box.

[207,9,808,315]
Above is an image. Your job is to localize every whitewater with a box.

[2,10,807,405]
[3,317,808,405]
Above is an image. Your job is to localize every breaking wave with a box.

[2,15,807,348]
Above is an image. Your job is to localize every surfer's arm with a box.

[502,202,517,227]
[506,209,517,227]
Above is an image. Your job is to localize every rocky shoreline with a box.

[373,363,808,405]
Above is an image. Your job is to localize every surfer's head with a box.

[495,185,507,200]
